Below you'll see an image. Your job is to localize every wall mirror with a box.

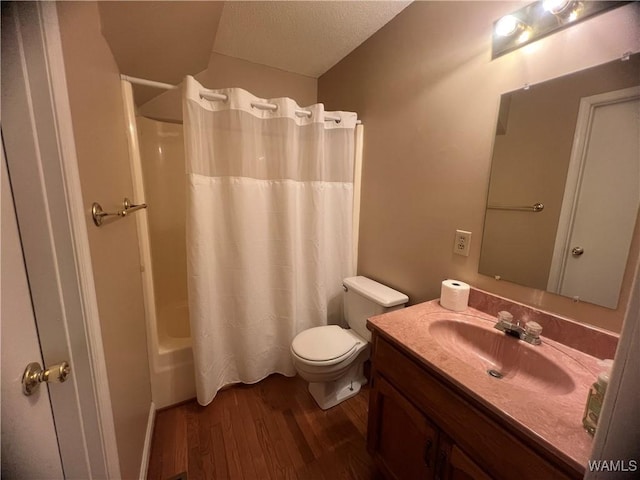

[479,54,639,309]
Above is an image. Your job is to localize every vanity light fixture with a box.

[492,0,629,59]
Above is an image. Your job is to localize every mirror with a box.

[480,54,640,309]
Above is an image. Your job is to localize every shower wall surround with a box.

[137,117,190,342]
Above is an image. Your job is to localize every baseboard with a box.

[139,401,156,480]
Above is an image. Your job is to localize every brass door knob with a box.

[22,361,70,396]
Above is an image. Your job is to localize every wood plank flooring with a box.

[147,374,380,480]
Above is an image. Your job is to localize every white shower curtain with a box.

[183,76,357,405]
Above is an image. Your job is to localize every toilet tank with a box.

[343,276,408,342]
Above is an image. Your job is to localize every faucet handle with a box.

[497,311,513,324]
[525,321,542,338]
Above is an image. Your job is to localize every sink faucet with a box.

[512,315,526,328]
[494,311,542,345]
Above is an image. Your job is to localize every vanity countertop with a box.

[367,299,603,475]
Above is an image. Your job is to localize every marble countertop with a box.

[367,299,602,474]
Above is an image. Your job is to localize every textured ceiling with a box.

[99,1,412,103]
[213,1,412,78]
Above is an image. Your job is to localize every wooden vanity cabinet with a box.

[369,374,489,480]
[367,332,579,480]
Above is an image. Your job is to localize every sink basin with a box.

[428,319,576,395]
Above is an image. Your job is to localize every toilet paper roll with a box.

[440,280,470,312]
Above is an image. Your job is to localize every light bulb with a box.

[495,15,519,37]
[543,0,571,14]
[517,30,531,44]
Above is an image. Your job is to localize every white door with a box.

[1,147,64,478]
[553,89,640,308]
[2,3,120,478]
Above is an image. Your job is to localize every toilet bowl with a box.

[291,326,370,410]
[291,276,408,410]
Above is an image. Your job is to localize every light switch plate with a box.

[453,230,472,257]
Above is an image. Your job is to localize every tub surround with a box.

[366,293,614,478]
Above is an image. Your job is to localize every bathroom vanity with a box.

[366,291,618,480]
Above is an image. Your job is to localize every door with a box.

[368,375,439,479]
[1,148,64,478]
[2,2,119,477]
[549,87,640,308]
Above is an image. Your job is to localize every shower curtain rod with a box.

[121,74,362,124]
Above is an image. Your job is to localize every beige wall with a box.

[480,57,640,291]
[318,1,640,332]
[139,52,318,122]
[56,3,151,478]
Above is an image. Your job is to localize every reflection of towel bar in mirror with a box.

[92,197,148,226]
[486,202,544,212]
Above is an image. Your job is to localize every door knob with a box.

[571,246,585,256]
[22,361,70,396]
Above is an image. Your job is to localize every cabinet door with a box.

[368,375,438,479]
[436,436,492,480]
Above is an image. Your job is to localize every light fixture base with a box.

[492,0,630,59]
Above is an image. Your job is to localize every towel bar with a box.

[92,197,147,226]
[486,202,544,213]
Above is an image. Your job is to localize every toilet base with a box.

[307,361,367,410]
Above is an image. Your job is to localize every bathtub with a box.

[157,302,192,363]
[150,302,196,409]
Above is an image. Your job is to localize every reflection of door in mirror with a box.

[479,54,640,309]
[547,88,640,308]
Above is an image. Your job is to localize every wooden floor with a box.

[147,374,380,480]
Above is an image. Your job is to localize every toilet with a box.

[291,276,408,410]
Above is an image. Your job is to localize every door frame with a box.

[1,2,120,478]
[547,86,640,294]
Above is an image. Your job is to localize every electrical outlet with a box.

[453,230,472,257]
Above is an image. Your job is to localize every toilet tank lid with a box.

[343,276,408,307]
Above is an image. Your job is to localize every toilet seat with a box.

[291,325,362,366]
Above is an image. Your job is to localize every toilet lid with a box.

[291,325,358,362]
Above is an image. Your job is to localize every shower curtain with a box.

[183,76,357,405]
